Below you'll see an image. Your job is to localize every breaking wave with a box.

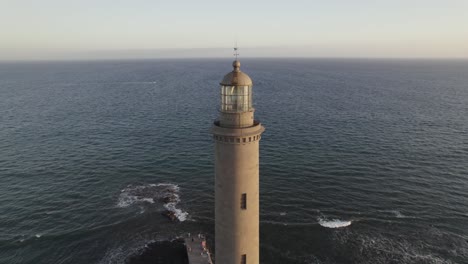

[117,183,188,222]
[318,217,352,228]
[391,210,405,218]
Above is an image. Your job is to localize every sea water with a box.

[1,58,467,263]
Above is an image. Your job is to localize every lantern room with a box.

[220,85,252,112]
[218,60,255,128]
[220,60,253,112]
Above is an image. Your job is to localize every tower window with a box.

[241,254,246,264]
[241,193,247,210]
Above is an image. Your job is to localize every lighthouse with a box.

[212,58,265,264]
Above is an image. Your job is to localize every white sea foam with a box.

[117,192,155,207]
[392,210,405,218]
[35,234,42,238]
[164,203,188,222]
[117,183,188,222]
[318,217,352,228]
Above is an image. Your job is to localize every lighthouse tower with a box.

[212,58,265,264]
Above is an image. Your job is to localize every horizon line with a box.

[1,45,467,61]
[1,56,468,63]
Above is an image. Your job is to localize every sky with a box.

[1,0,467,60]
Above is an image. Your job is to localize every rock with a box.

[159,193,177,203]
[162,210,179,222]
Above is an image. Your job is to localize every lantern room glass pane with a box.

[220,85,252,112]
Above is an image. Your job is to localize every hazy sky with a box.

[1,0,467,60]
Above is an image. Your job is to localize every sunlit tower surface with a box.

[212,51,265,264]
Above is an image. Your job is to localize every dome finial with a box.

[233,60,241,72]
[233,44,240,72]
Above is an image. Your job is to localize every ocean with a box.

[0,58,467,264]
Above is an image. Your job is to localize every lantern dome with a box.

[220,60,252,86]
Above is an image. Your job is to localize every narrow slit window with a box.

[241,193,247,210]
[241,254,246,264]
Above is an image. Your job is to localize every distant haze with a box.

[1,0,467,60]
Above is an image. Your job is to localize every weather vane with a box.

[233,43,239,59]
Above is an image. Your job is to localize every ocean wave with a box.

[318,217,352,228]
[331,228,459,264]
[117,183,188,222]
[391,210,405,218]
[16,233,43,243]
[378,209,410,219]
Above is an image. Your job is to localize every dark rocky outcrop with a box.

[162,210,179,222]
[126,239,189,264]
